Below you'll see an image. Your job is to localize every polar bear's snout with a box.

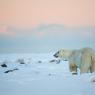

[53,51,59,58]
[53,53,58,58]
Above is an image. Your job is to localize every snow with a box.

[0,53,95,95]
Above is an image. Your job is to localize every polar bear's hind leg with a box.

[90,55,95,73]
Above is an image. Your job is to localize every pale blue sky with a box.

[0,24,95,53]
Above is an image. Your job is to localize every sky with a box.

[0,0,95,53]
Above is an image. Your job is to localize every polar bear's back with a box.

[81,47,94,54]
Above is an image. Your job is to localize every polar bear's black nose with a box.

[53,53,58,58]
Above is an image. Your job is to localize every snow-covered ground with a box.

[0,53,95,95]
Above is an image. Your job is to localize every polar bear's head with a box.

[54,49,78,75]
[53,49,71,60]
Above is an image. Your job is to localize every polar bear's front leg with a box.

[69,63,78,75]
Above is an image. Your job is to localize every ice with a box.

[0,53,95,95]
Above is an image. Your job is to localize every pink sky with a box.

[0,0,95,28]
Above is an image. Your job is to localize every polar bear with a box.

[53,47,95,75]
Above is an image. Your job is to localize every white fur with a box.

[54,47,95,74]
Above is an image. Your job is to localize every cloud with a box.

[0,24,95,53]
[32,24,95,39]
[1,24,95,39]
[0,24,95,40]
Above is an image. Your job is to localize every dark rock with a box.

[72,73,77,75]
[48,73,52,76]
[1,64,7,67]
[13,68,19,71]
[4,68,19,73]
[4,70,13,73]
[38,61,42,63]
[92,79,95,82]
[49,60,56,62]
[20,62,25,64]
[17,59,25,64]
[49,59,60,64]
